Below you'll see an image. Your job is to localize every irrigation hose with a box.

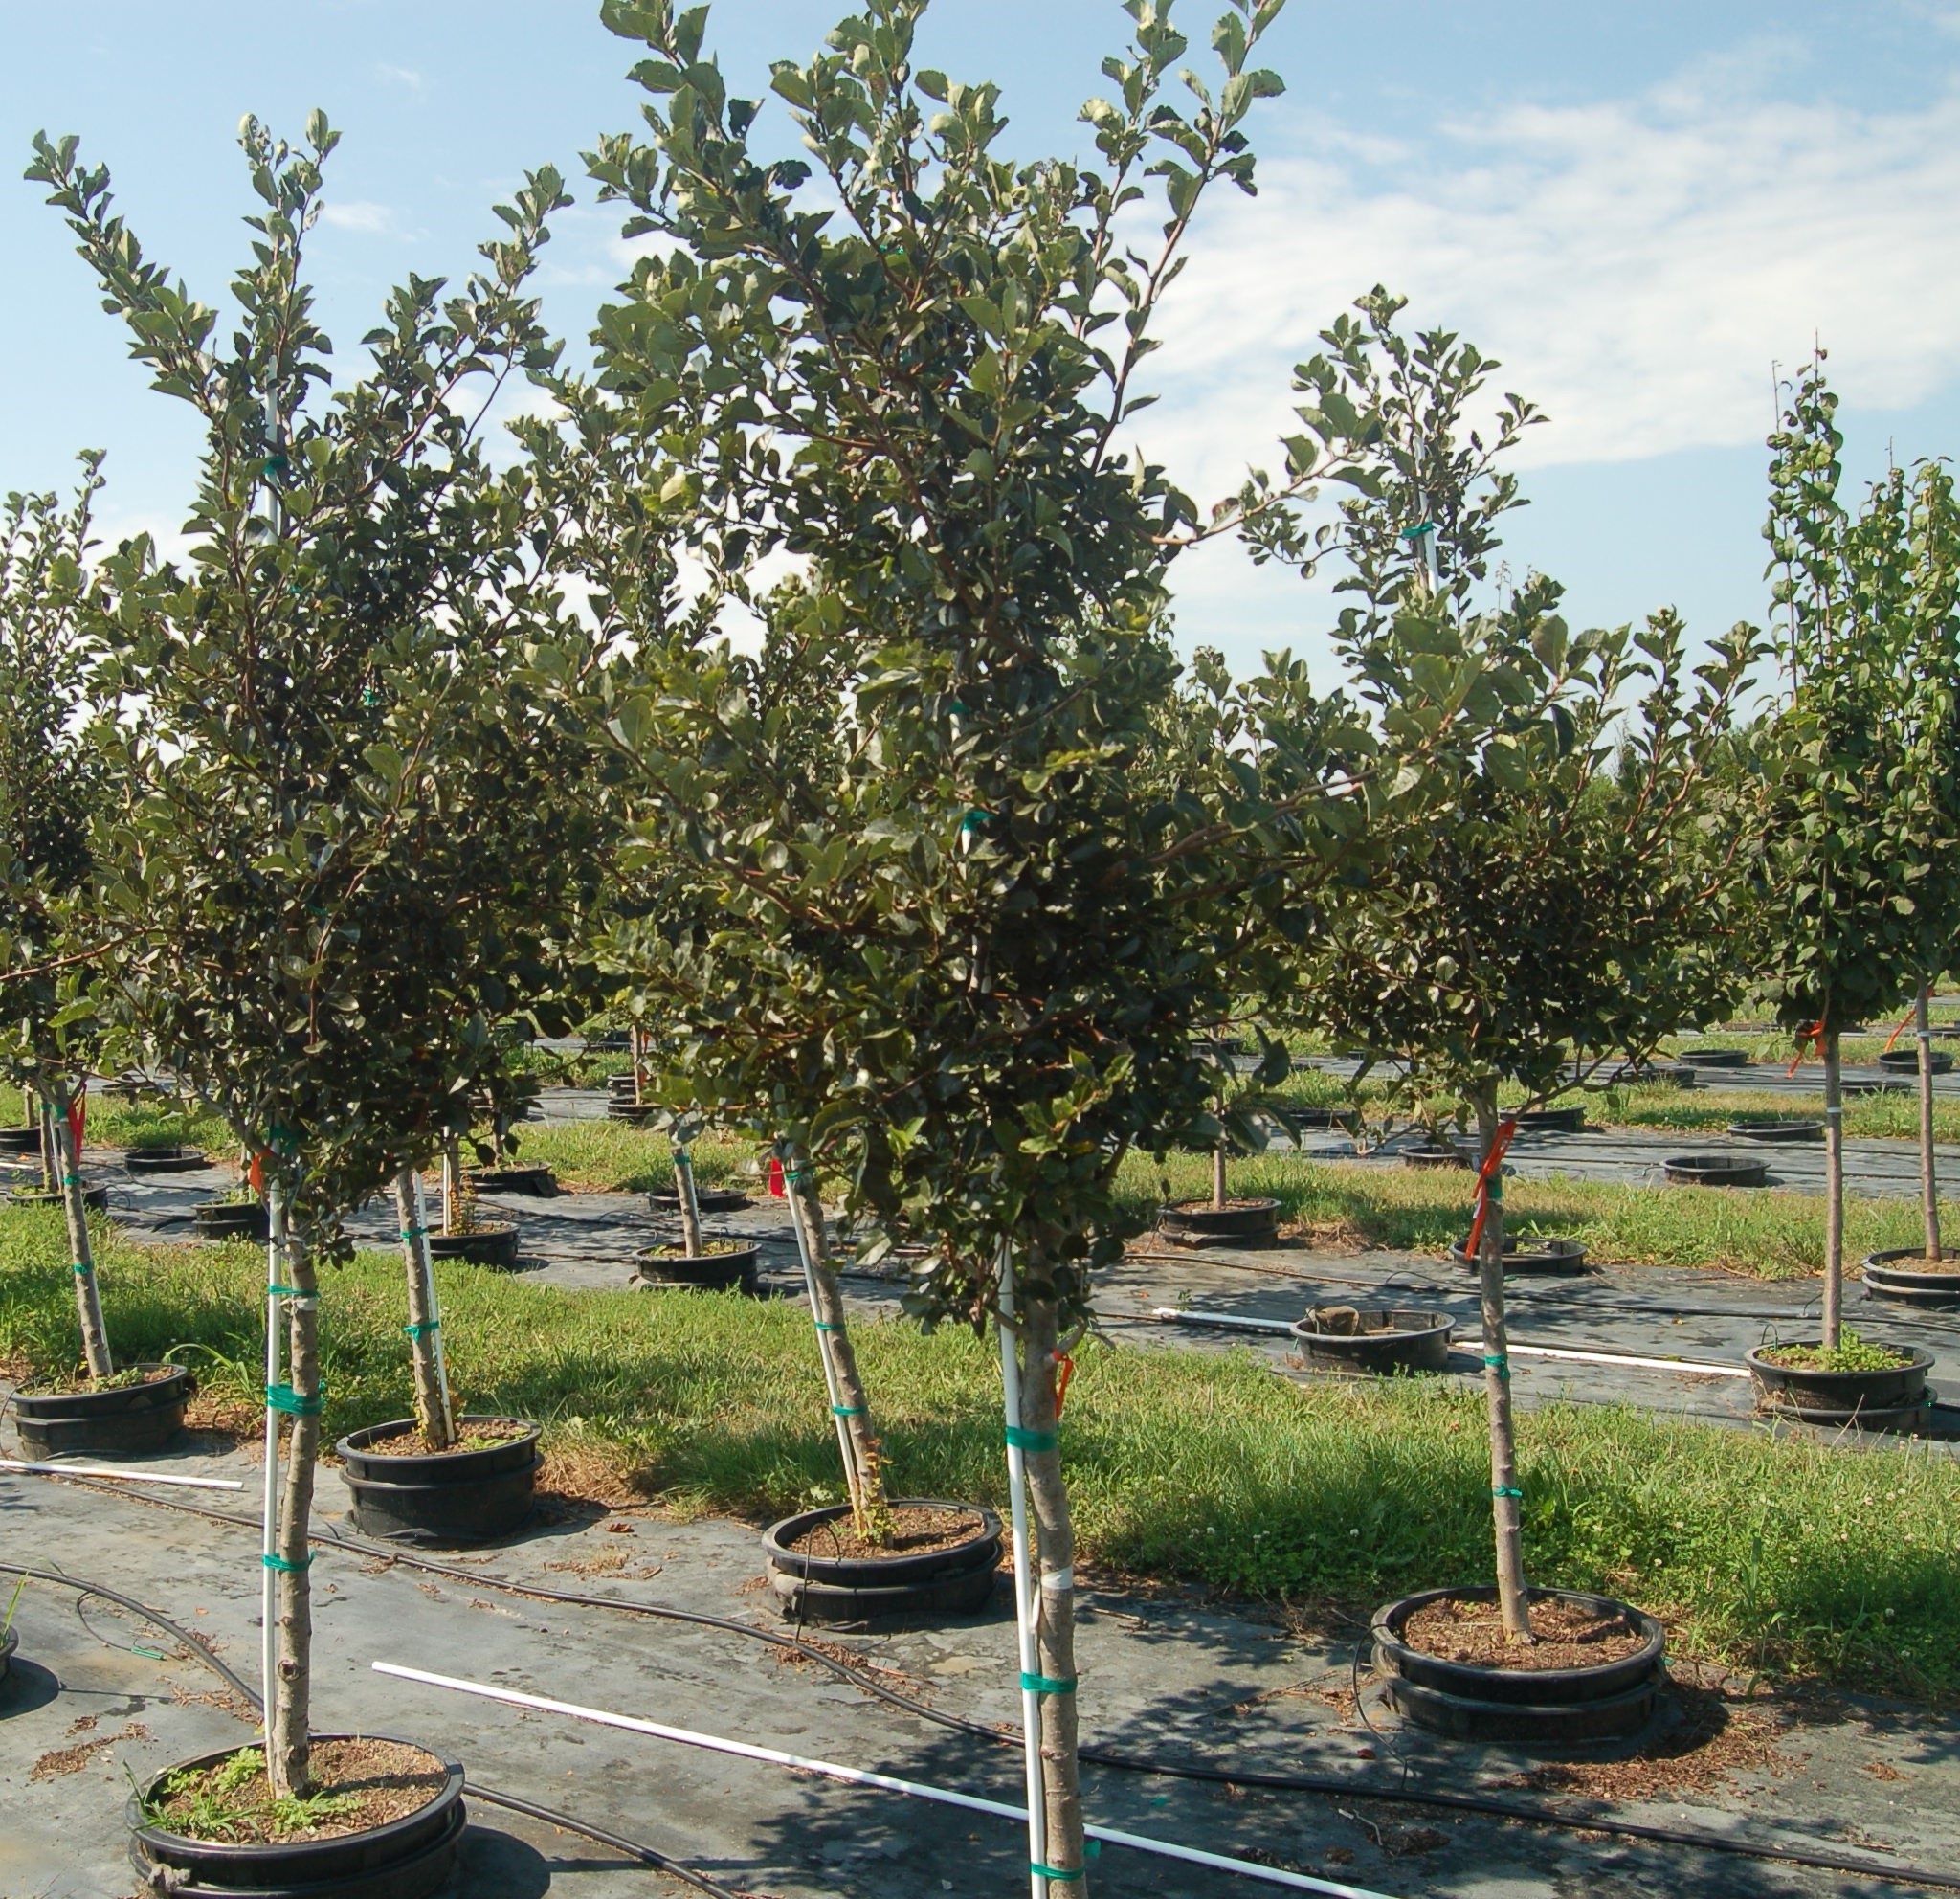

[10,1472,1960,1893]
[0,1557,743,1899]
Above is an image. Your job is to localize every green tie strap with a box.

[1021,1671,1076,1695]
[261,1551,312,1574]
[266,1383,323,1418]
[400,1225,427,1240]
[1482,1353,1509,1379]
[1492,1485,1524,1500]
[402,1320,440,1340]
[1032,1865,1085,1883]
[72,1261,94,1277]
[1005,1425,1057,1455]
[832,1404,866,1418]
[813,1320,839,1333]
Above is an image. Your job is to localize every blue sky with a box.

[4,1,1957,679]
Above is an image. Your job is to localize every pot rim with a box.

[1373,1584,1664,1688]
[1745,1342,1934,1383]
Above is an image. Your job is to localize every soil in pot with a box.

[1402,1595,1649,1670]
[124,1145,211,1173]
[194,1198,270,1242]
[145,1739,449,1846]
[346,1420,534,1459]
[1662,1152,1768,1187]
[1726,1118,1823,1143]
[1291,1305,1453,1374]
[423,1222,522,1269]
[1158,1196,1282,1245]
[1880,1047,1953,1075]
[781,1501,984,1563]
[633,1239,761,1291]
[1862,1247,1960,1307]
[10,1361,190,1458]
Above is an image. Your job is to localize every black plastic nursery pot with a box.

[10,1362,190,1459]
[127,1738,464,1899]
[1157,1196,1282,1246]
[9,1183,109,1212]
[1746,1342,1934,1430]
[1861,1247,1960,1308]
[1400,1141,1469,1171]
[1274,1105,1358,1135]
[1880,1047,1953,1075]
[1514,1106,1586,1134]
[762,1499,1003,1623]
[1291,1306,1454,1374]
[647,1185,752,1215]
[587,1030,632,1051]
[124,1146,211,1174]
[337,1416,542,1544]
[606,1100,657,1126]
[1610,1061,1696,1087]
[193,1199,270,1243]
[1447,1235,1590,1274]
[1679,1047,1750,1070]
[465,1165,556,1197]
[0,1127,41,1155]
[1662,1151,1768,1188]
[1726,1118,1824,1143]
[632,1240,762,1292]
[423,1223,522,1270]
[1372,1586,1666,1745]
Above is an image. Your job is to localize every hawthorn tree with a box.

[1255,295,1759,1639]
[32,115,588,1794]
[0,454,118,1379]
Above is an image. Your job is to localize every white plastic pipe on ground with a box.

[0,1460,242,1490]
[370,1661,1399,1899]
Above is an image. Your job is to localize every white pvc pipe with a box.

[261,1181,285,1750]
[996,1242,1047,1899]
[1145,1308,1748,1377]
[370,1662,1397,1899]
[0,1459,242,1490]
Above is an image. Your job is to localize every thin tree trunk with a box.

[441,1134,459,1237]
[395,1167,453,1448]
[267,1225,321,1798]
[1212,1141,1227,1211]
[1823,1029,1844,1348]
[783,1153,889,1532]
[1017,1297,1086,1893]
[48,1077,111,1380]
[1474,1086,1533,1642]
[38,1096,56,1194]
[674,1146,704,1258]
[1919,985,1943,1263]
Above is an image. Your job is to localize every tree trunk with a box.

[48,1077,111,1380]
[441,1134,459,1237]
[1017,1297,1086,1893]
[38,1095,56,1194]
[267,1223,321,1798]
[1473,1087,1533,1642]
[1212,1140,1227,1211]
[674,1146,704,1258]
[782,1151,889,1532]
[1919,985,1943,1263]
[395,1167,454,1449]
[1823,1029,1843,1349]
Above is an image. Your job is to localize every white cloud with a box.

[376,63,425,93]
[1140,67,1960,506]
[321,200,398,235]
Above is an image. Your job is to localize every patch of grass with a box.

[0,1083,233,1155]
[501,1123,756,1194]
[146,1746,355,1843]
[4,1208,1959,1702]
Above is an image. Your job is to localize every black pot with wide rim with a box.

[1291,1306,1453,1374]
[1447,1235,1589,1274]
[10,1362,190,1459]
[127,1737,464,1899]
[1372,1585,1665,1745]
[762,1499,1002,1623]
[0,1128,40,1155]
[337,1415,541,1544]
[1746,1342,1933,1430]
[423,1223,522,1270]
[466,1165,557,1197]
[1663,1152,1769,1188]
[606,1100,657,1126]
[194,1199,270,1243]
[9,1184,109,1213]
[1608,1061,1697,1087]
[1400,1142,1469,1171]
[1879,1046,1954,1075]
[1726,1118,1823,1144]
[1514,1106,1586,1135]
[647,1185,752,1215]
[1274,1106,1359,1137]
[632,1240,761,1292]
[1679,1047,1751,1070]
[124,1146,211,1175]
[1861,1247,1960,1308]
[1157,1197,1282,1247]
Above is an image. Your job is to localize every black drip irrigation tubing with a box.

[0,1558,745,1899]
[9,1478,1960,1893]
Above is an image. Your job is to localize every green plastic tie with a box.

[133,1644,167,1661]
[400,1226,427,1240]
[674,1149,694,1170]
[1399,520,1437,539]
[1005,1425,1057,1455]
[961,808,994,830]
[265,1284,307,1299]
[261,1551,312,1574]
[1492,1485,1524,1500]
[265,1383,323,1418]
[268,1124,300,1155]
[831,1404,866,1418]
[72,1261,94,1277]
[62,1173,82,1187]
[1032,1865,1085,1884]
[813,1320,840,1333]
[1021,1671,1077,1695]
[402,1320,440,1339]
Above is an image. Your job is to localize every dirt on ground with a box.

[782,1501,988,1562]
[148,1737,449,1843]
[32,1721,151,1782]
[1401,1596,1650,1671]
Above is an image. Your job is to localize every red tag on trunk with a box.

[66,1082,85,1152]
[768,1156,786,1198]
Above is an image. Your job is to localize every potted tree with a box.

[33,111,578,1884]
[1256,294,1757,1739]
[0,456,188,1457]
[571,0,1403,1879]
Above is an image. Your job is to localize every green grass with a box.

[5,1208,1959,1702]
